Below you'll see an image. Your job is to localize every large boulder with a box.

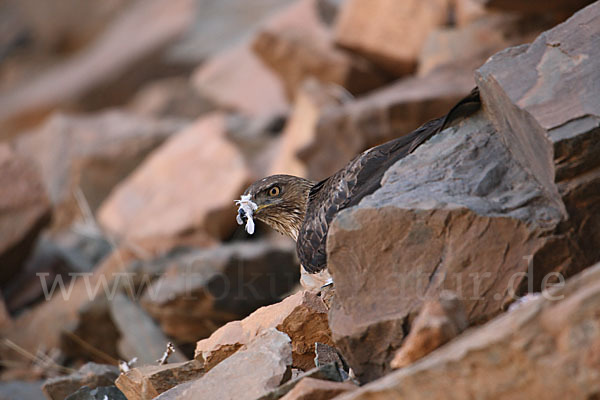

[0,144,51,285]
[98,113,248,252]
[475,0,600,271]
[15,110,184,229]
[337,262,600,400]
[326,2,600,382]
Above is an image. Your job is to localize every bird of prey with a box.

[236,88,481,289]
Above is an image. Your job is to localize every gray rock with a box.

[109,292,187,365]
[180,329,293,400]
[0,381,45,400]
[65,386,126,400]
[258,362,343,400]
[42,363,119,400]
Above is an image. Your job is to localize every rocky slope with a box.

[0,0,598,399]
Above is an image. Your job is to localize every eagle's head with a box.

[239,174,315,241]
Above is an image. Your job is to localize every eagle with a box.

[236,88,481,289]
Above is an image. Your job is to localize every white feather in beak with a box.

[235,194,258,234]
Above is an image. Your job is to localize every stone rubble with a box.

[1,1,599,399]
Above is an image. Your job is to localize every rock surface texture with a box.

[326,2,600,382]
[337,262,600,399]
[115,359,204,400]
[390,291,468,369]
[183,329,292,400]
[195,290,333,371]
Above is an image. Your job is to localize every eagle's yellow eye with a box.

[268,186,280,196]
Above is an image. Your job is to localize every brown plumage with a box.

[240,88,481,274]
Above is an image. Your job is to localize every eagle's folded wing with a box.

[296,87,481,274]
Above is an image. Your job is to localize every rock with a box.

[60,296,121,364]
[259,363,344,400]
[128,77,215,119]
[314,342,345,368]
[0,380,45,400]
[4,224,113,314]
[98,112,247,252]
[302,67,473,179]
[141,240,300,343]
[115,359,204,400]
[0,0,195,137]
[195,291,333,371]
[280,378,356,400]
[0,248,138,364]
[225,113,287,179]
[64,386,126,400]
[326,111,562,382]
[252,0,388,99]
[475,0,600,276]
[15,110,184,229]
[417,14,555,76]
[334,0,452,76]
[453,0,488,26]
[6,0,131,54]
[336,262,600,400]
[390,291,468,369]
[269,79,342,178]
[191,43,288,118]
[325,4,600,382]
[0,143,51,285]
[166,0,296,64]
[108,292,187,365]
[316,0,346,25]
[42,362,120,400]
[153,381,194,400]
[181,329,292,400]
[0,1,47,93]
[473,0,594,17]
